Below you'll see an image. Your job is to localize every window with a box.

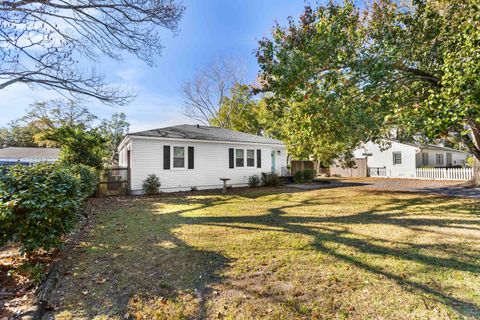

[393,152,402,165]
[173,147,185,168]
[436,154,444,166]
[247,149,255,167]
[235,149,244,167]
[422,153,428,165]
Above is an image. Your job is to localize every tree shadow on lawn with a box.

[177,191,480,318]
[55,188,480,319]
[54,198,232,319]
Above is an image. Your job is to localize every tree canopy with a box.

[0,99,130,167]
[256,0,480,163]
[211,83,262,135]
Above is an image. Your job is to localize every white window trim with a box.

[172,146,187,170]
[393,152,402,165]
[246,149,255,167]
[234,148,256,169]
[436,153,444,166]
[422,153,428,165]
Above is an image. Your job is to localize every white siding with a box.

[123,137,286,193]
[118,143,130,167]
[354,141,469,178]
[415,149,467,167]
[353,141,417,178]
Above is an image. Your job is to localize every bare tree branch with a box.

[0,0,185,104]
[181,58,245,125]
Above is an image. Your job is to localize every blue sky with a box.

[0,0,306,132]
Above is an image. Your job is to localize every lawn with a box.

[53,185,480,319]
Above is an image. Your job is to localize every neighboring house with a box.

[0,147,60,166]
[353,140,468,178]
[118,124,287,193]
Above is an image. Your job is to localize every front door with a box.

[271,150,276,173]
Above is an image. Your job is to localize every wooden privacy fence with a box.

[330,158,367,178]
[290,160,314,176]
[98,167,129,196]
[415,168,474,181]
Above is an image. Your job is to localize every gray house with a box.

[0,147,60,166]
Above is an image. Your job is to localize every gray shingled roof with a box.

[128,125,284,145]
[390,140,467,153]
[0,147,60,160]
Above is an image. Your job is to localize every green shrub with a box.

[142,174,161,195]
[303,169,316,182]
[69,164,99,198]
[248,175,261,187]
[0,163,82,255]
[293,170,304,183]
[261,172,281,187]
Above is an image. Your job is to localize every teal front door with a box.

[271,151,276,173]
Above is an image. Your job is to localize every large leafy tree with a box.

[0,121,38,148]
[256,0,480,164]
[18,100,97,146]
[99,112,130,165]
[45,126,106,170]
[0,0,185,104]
[211,84,262,135]
[0,100,97,148]
[0,100,130,170]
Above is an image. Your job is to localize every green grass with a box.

[54,186,480,319]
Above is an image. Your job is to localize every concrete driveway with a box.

[342,178,480,199]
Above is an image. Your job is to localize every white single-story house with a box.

[353,140,469,178]
[0,147,60,166]
[118,124,287,193]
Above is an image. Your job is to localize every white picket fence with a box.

[415,168,474,181]
[368,167,387,177]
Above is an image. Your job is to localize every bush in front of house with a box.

[293,170,304,183]
[0,163,83,255]
[142,174,161,195]
[69,164,99,199]
[303,169,316,182]
[248,174,261,187]
[261,172,281,187]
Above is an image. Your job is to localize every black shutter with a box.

[229,148,234,168]
[257,149,261,168]
[188,147,194,169]
[163,145,170,169]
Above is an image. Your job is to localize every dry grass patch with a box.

[52,186,480,319]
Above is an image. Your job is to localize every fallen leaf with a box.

[95,277,107,284]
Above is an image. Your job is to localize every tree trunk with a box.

[474,159,480,186]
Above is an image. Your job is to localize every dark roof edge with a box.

[126,132,285,145]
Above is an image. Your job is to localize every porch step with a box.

[279,176,293,184]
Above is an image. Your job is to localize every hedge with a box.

[0,162,98,255]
